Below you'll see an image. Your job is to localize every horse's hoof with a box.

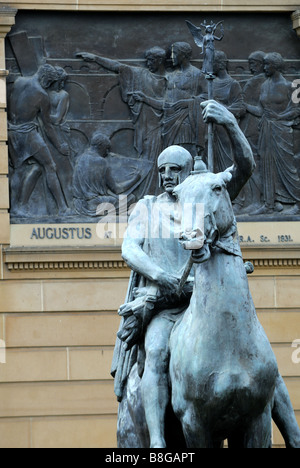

[150,439,166,449]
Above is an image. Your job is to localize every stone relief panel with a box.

[5,12,300,224]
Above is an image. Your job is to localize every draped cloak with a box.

[258,109,300,207]
[162,66,206,151]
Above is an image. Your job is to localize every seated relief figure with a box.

[8,64,70,217]
[72,131,140,217]
[246,52,300,215]
[112,100,300,448]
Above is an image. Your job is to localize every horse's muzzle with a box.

[191,243,211,263]
[179,227,205,251]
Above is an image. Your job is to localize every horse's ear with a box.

[221,170,233,185]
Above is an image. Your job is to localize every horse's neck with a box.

[192,249,250,318]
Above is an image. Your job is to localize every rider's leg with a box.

[141,315,174,448]
[272,373,300,448]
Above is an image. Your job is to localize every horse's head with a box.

[173,169,235,263]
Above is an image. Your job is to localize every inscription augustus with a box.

[8,222,299,248]
[29,227,296,244]
[30,226,92,240]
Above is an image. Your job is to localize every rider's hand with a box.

[118,303,134,318]
[154,271,181,300]
[201,100,235,127]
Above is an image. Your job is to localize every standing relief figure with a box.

[235,51,266,214]
[48,67,71,155]
[211,51,246,173]
[8,64,70,217]
[162,42,206,156]
[133,42,207,158]
[246,52,300,215]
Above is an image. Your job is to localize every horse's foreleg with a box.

[243,404,272,448]
[180,406,213,448]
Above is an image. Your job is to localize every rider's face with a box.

[159,164,182,193]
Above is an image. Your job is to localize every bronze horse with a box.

[169,169,278,447]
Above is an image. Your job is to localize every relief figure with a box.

[246,52,300,215]
[133,42,207,158]
[48,67,71,153]
[77,48,167,194]
[44,66,74,209]
[212,51,246,173]
[72,132,141,217]
[235,51,266,214]
[163,42,206,155]
[8,64,70,217]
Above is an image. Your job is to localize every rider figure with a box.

[113,100,300,448]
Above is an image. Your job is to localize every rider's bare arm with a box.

[201,100,255,200]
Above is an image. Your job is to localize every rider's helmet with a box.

[157,145,193,186]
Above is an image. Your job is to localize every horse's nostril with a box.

[179,228,205,250]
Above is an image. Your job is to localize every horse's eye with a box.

[213,185,222,193]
